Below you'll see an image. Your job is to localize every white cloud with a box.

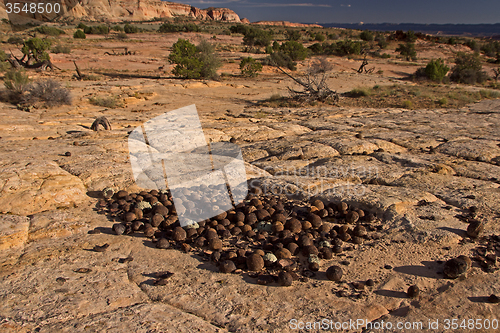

[340,4,351,7]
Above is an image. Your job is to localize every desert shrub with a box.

[84,24,109,34]
[229,24,250,35]
[25,79,71,107]
[111,25,123,32]
[242,28,273,47]
[158,23,200,33]
[196,40,221,80]
[74,29,86,39]
[334,39,364,56]
[392,30,417,42]
[346,88,370,97]
[7,36,24,44]
[396,42,417,61]
[277,41,309,61]
[22,38,51,62]
[286,29,301,41]
[307,42,324,55]
[263,52,296,71]
[415,58,449,82]
[314,33,326,42]
[240,57,263,77]
[168,39,221,80]
[0,50,10,71]
[35,26,65,36]
[124,24,139,33]
[51,45,71,54]
[89,95,122,108]
[450,52,488,84]
[402,100,413,109]
[481,40,500,58]
[359,30,374,41]
[438,97,448,106]
[327,33,338,40]
[115,32,128,40]
[3,69,30,103]
[375,34,388,49]
[76,23,87,29]
[464,39,480,52]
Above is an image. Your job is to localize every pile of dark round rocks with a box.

[98,186,385,287]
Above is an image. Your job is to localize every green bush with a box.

[76,23,87,30]
[396,42,417,61]
[84,24,109,35]
[375,34,388,49]
[277,41,309,61]
[327,33,338,40]
[168,39,221,80]
[416,58,449,82]
[346,88,370,97]
[464,39,480,52]
[3,69,30,95]
[73,29,86,39]
[35,26,65,36]
[158,23,200,33]
[7,36,24,44]
[314,33,325,42]
[450,52,488,84]
[111,25,123,32]
[359,30,374,41]
[89,95,123,108]
[334,39,364,56]
[286,29,301,41]
[124,24,139,33]
[263,52,296,71]
[240,57,263,77]
[116,32,128,40]
[243,28,273,47]
[51,45,71,54]
[0,50,10,71]
[229,24,250,35]
[22,38,51,62]
[481,40,500,58]
[402,100,413,109]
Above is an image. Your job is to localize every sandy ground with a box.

[0,31,499,332]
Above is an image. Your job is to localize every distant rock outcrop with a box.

[253,21,323,28]
[0,0,241,23]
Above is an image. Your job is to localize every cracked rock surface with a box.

[0,75,499,332]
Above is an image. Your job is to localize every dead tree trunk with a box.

[73,61,85,80]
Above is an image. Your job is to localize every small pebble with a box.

[326,265,343,282]
[172,227,187,242]
[93,243,109,252]
[352,281,365,290]
[366,279,375,287]
[407,285,420,298]
[443,256,471,279]
[112,223,126,235]
[65,151,71,156]
[467,220,484,239]
[219,260,236,273]
[156,238,170,249]
[384,264,393,270]
[278,271,293,286]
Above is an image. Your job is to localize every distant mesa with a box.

[253,20,323,28]
[0,0,241,23]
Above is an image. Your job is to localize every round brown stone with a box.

[172,227,187,242]
[219,260,236,273]
[209,238,223,251]
[326,265,343,281]
[275,248,292,260]
[278,271,293,286]
[246,254,265,271]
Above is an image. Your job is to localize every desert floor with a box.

[0,31,499,332]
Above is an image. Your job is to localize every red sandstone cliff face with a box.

[0,0,240,23]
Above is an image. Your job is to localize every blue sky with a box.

[173,0,500,24]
